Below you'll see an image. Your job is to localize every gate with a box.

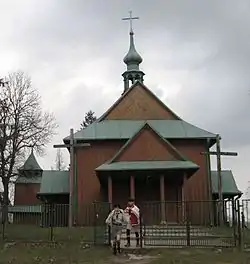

[240,199,250,248]
[93,202,111,245]
[140,200,238,247]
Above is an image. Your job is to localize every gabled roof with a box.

[109,122,188,163]
[98,81,181,121]
[64,120,217,142]
[211,170,242,196]
[37,170,69,195]
[19,151,42,172]
[16,169,70,195]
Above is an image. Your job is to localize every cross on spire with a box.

[122,11,139,33]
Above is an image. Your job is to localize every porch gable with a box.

[109,122,188,163]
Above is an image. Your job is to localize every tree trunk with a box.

[2,178,9,224]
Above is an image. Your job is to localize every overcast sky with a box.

[0,0,249,195]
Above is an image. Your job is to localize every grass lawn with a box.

[0,243,250,264]
[0,242,111,263]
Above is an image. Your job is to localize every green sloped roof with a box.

[64,120,216,141]
[9,205,42,213]
[211,170,242,195]
[15,176,42,184]
[37,170,69,195]
[19,151,42,171]
[96,160,199,172]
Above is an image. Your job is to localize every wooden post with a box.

[216,134,223,226]
[108,176,113,210]
[130,175,135,200]
[69,129,74,227]
[201,135,238,226]
[160,175,166,224]
[205,139,213,226]
[53,128,91,227]
[182,174,187,223]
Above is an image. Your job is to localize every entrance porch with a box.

[95,160,199,225]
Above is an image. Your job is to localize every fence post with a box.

[241,211,245,250]
[108,203,111,246]
[236,200,242,250]
[186,201,191,247]
[2,204,7,240]
[232,199,237,246]
[2,217,5,240]
[139,212,143,248]
[93,202,97,245]
[49,203,54,241]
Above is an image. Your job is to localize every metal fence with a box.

[240,199,250,249]
[0,202,111,245]
[2,199,250,249]
[140,200,239,248]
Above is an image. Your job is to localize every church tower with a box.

[18,150,43,178]
[122,11,145,92]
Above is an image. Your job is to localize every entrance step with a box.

[106,225,235,248]
[120,225,221,237]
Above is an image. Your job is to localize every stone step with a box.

[105,226,226,238]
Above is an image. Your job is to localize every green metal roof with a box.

[64,120,216,142]
[15,176,42,184]
[96,160,199,172]
[37,170,69,195]
[9,205,42,213]
[211,170,242,195]
[19,151,42,171]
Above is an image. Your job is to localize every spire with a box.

[19,150,43,177]
[123,31,143,70]
[122,11,145,92]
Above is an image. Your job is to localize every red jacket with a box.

[125,204,140,225]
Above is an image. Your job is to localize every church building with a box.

[13,19,242,226]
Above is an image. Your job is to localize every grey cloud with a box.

[0,0,249,190]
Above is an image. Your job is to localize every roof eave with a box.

[37,192,69,198]
[66,136,217,142]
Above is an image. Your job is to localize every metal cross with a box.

[54,128,91,227]
[201,134,238,226]
[122,11,139,33]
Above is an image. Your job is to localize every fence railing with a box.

[0,203,110,244]
[2,199,250,248]
[140,200,238,248]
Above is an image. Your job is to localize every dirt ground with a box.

[0,242,250,263]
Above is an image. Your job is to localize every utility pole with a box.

[53,128,90,227]
[201,134,238,226]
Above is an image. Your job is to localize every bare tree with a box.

[0,78,8,88]
[53,149,66,171]
[0,71,57,221]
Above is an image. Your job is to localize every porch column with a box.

[182,173,187,222]
[130,175,135,200]
[160,174,166,224]
[108,176,113,210]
